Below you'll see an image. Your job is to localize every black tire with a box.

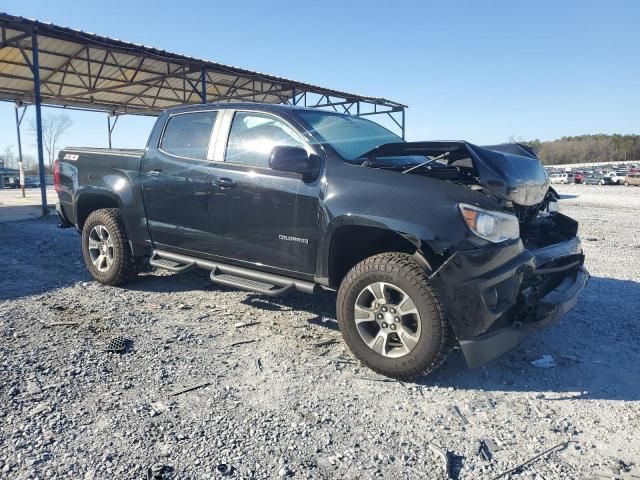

[336,253,454,380]
[82,208,139,286]
[624,181,629,187]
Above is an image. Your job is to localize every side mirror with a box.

[269,146,319,181]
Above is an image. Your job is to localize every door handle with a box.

[213,177,236,189]
[148,169,162,176]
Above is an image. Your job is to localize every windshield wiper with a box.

[401,152,450,174]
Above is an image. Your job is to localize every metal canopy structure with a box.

[0,13,405,123]
[0,13,406,215]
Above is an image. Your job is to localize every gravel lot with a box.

[0,184,639,480]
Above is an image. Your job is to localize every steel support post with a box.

[31,30,48,216]
[15,104,27,198]
[201,67,207,104]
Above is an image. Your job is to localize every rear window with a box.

[161,111,217,159]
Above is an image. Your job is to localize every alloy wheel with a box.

[88,224,114,272]
[354,281,421,358]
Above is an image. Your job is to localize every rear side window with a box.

[225,112,306,168]
[160,111,217,159]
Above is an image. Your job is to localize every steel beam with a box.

[201,67,206,103]
[107,114,119,149]
[14,103,27,197]
[31,30,48,216]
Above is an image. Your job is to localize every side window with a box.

[225,112,307,168]
[160,111,217,159]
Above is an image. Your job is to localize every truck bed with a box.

[62,147,145,158]
[56,146,147,231]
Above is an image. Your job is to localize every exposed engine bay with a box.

[358,141,576,249]
[358,140,550,205]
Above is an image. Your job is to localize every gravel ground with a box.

[0,184,639,480]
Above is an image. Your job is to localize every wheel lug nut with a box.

[381,307,387,312]
[381,322,388,328]
[377,314,384,319]
[390,308,396,314]
[395,317,399,322]
[390,324,396,330]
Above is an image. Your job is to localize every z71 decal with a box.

[63,153,79,161]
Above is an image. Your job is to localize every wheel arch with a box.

[75,191,120,230]
[325,223,444,290]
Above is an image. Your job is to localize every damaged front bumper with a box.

[430,234,588,368]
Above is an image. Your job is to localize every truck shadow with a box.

[240,276,640,402]
[423,275,640,402]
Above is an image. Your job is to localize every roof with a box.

[0,13,406,117]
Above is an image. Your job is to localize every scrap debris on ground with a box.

[0,184,639,479]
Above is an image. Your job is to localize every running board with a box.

[149,252,195,273]
[150,250,316,296]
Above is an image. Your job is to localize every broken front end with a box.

[428,143,587,367]
[431,208,588,367]
[359,140,588,367]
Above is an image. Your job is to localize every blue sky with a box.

[1,0,639,159]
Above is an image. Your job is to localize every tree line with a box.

[0,113,73,175]
[519,134,640,166]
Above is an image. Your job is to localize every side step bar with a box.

[150,249,317,297]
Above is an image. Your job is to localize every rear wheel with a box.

[82,208,139,286]
[336,253,453,380]
[624,181,630,187]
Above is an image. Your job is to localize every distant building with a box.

[1,167,20,188]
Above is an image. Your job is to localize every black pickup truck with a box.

[55,103,588,379]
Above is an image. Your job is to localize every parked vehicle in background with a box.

[583,174,607,185]
[572,172,585,184]
[550,173,569,184]
[55,103,588,379]
[603,171,623,185]
[2,176,20,188]
[624,173,640,187]
[23,177,40,188]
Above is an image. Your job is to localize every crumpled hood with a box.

[470,143,550,206]
[359,141,550,206]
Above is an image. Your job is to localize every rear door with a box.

[207,109,321,275]
[140,110,218,255]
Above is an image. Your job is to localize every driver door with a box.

[208,110,321,275]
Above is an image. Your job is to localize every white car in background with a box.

[549,173,570,184]
[603,171,623,185]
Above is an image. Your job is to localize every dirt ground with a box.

[0,184,639,479]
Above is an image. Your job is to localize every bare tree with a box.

[29,114,73,169]
[0,146,16,169]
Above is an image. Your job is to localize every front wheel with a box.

[624,181,630,187]
[82,208,139,286]
[336,253,453,380]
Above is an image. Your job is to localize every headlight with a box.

[459,203,520,243]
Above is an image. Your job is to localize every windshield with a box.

[296,110,403,161]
